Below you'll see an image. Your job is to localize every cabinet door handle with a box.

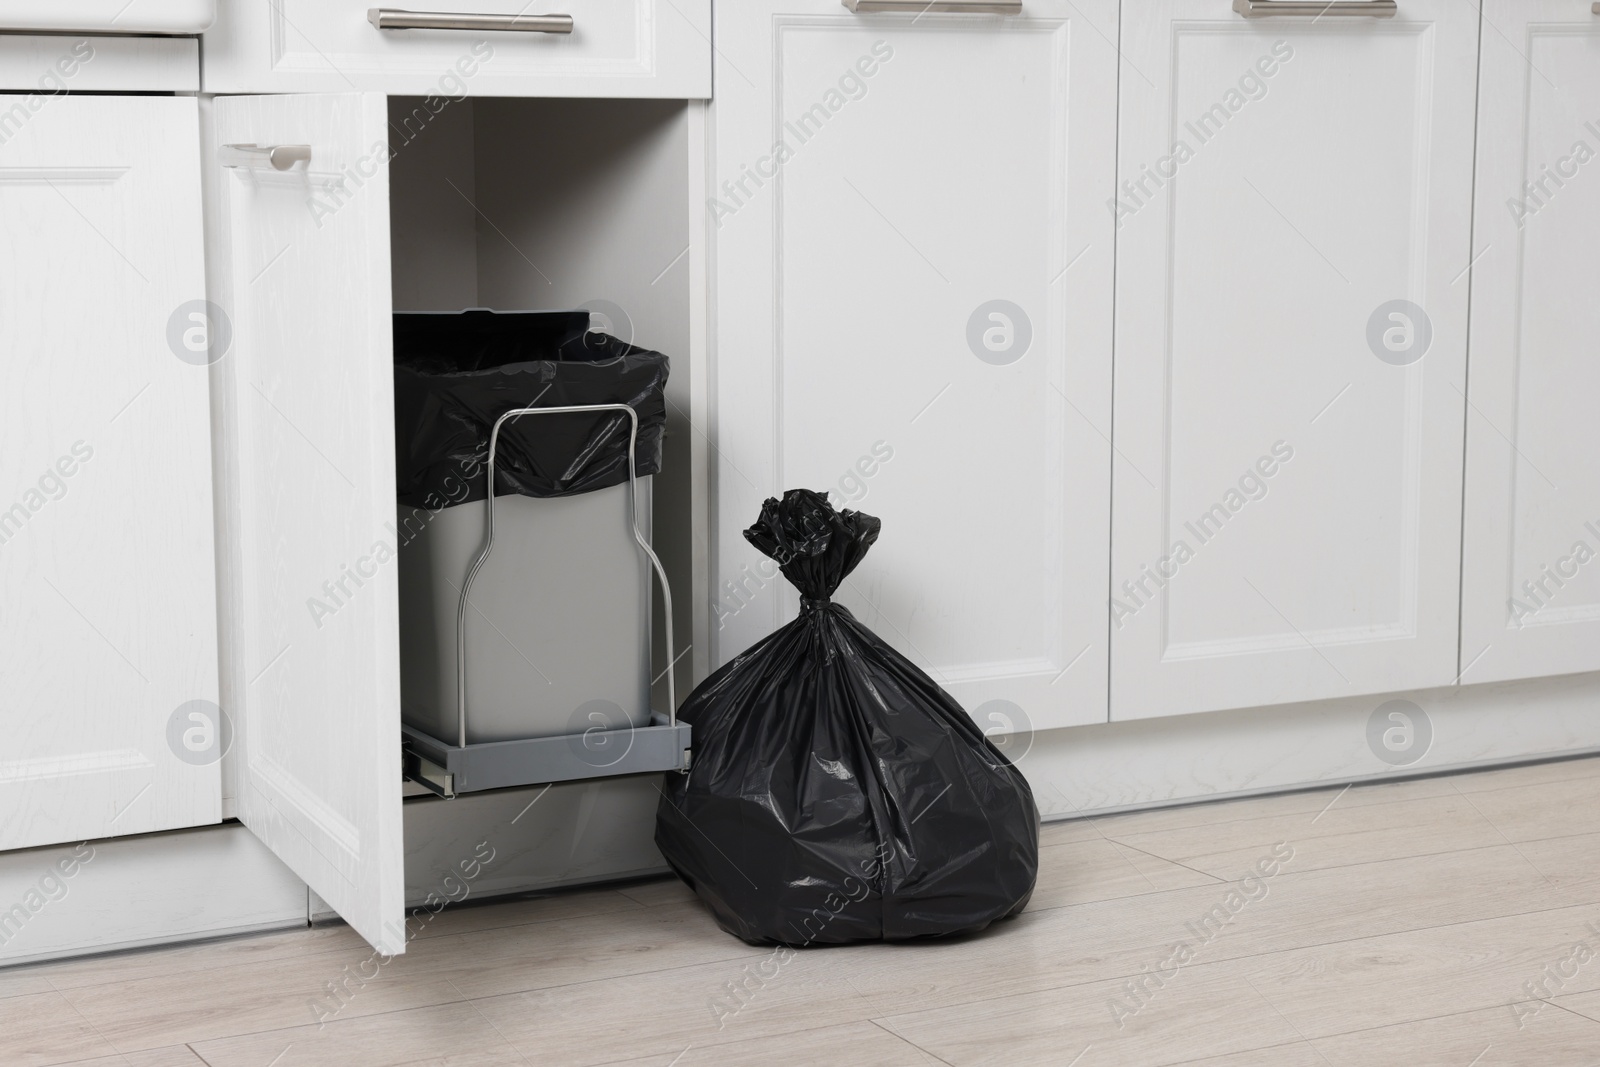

[1233,0,1396,15]
[367,8,574,33]
[842,0,1022,13]
[219,144,312,171]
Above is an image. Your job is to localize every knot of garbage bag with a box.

[800,596,831,613]
[743,489,881,601]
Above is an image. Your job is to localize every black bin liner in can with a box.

[392,309,668,508]
[656,489,1039,946]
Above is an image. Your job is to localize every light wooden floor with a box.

[5,756,1600,1067]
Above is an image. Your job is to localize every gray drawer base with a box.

[402,714,691,797]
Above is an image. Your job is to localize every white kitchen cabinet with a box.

[208,91,406,955]
[202,0,711,100]
[0,96,220,850]
[1109,0,1480,720]
[204,89,699,954]
[1459,1,1600,685]
[709,0,1119,734]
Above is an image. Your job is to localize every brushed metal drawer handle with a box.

[219,144,312,171]
[843,0,1023,13]
[367,8,574,33]
[1233,0,1396,15]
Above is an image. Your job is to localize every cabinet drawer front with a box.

[1460,1,1600,683]
[1110,0,1480,719]
[203,0,710,98]
[0,35,198,93]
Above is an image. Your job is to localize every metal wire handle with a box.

[455,403,675,748]
[1232,0,1396,15]
[367,8,574,32]
[842,0,1022,11]
[219,144,312,171]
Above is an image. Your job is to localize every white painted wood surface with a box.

[0,35,198,93]
[210,92,405,956]
[0,96,219,851]
[1110,1,1480,720]
[202,0,711,99]
[710,0,1119,732]
[0,0,214,35]
[1460,1,1600,685]
[1029,671,1600,819]
[0,823,306,966]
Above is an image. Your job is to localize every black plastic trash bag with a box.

[656,489,1039,946]
[392,309,668,509]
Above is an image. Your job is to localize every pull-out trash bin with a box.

[392,309,686,794]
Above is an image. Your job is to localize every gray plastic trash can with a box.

[397,480,652,745]
[390,309,670,753]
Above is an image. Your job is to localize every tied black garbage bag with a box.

[392,309,668,509]
[656,489,1039,946]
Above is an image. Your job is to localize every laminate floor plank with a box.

[1308,1001,1600,1066]
[0,989,119,1067]
[1241,902,1600,1039]
[1063,776,1465,839]
[1104,792,1508,877]
[1028,835,1221,910]
[187,1002,529,1067]
[874,955,1304,1067]
[6,758,1595,1067]
[1450,775,1600,844]
[613,880,698,909]
[55,1046,210,1067]
[596,1021,946,1067]
[54,902,762,1051]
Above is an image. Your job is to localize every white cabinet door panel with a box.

[1111,1,1479,719]
[203,0,711,99]
[211,93,404,955]
[1461,1,1600,684]
[0,96,218,850]
[711,2,1118,732]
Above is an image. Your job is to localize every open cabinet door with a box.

[208,93,404,954]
